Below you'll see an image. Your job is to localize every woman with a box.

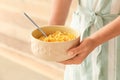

[49,0,120,80]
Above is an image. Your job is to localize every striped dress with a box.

[64,0,120,80]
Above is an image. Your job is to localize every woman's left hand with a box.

[61,37,97,65]
[61,16,120,65]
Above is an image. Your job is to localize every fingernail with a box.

[68,52,74,56]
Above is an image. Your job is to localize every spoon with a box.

[24,12,47,37]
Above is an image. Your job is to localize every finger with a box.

[67,42,80,51]
[67,46,81,56]
[61,54,84,64]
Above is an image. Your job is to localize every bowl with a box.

[31,25,80,62]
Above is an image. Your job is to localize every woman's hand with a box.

[61,37,97,64]
[61,16,120,65]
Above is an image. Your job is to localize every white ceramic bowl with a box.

[31,25,80,62]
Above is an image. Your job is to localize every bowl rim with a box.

[31,25,80,43]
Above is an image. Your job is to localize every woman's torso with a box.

[64,0,120,80]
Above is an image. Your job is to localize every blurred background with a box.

[0,0,77,80]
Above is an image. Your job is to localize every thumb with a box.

[67,46,80,56]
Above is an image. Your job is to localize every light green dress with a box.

[64,0,120,80]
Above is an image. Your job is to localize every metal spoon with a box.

[24,12,47,37]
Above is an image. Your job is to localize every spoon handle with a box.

[24,12,47,37]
